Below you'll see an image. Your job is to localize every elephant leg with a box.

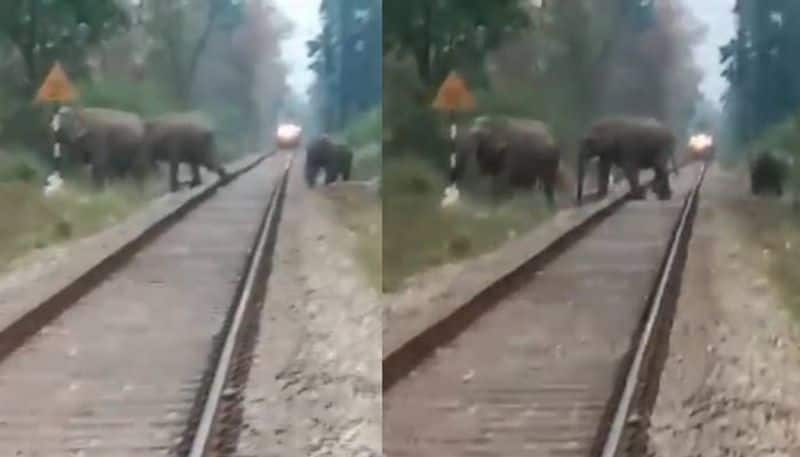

[341,161,351,181]
[542,178,556,209]
[203,139,228,183]
[166,140,183,192]
[653,164,672,200]
[324,163,336,185]
[597,159,611,197]
[89,138,109,189]
[169,160,180,192]
[190,162,202,188]
[624,164,645,199]
[305,163,318,188]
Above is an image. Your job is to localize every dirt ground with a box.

[647,163,800,456]
[235,157,381,457]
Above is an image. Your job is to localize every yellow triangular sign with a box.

[432,71,475,112]
[35,62,78,104]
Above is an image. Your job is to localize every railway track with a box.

[0,151,293,456]
[383,162,707,457]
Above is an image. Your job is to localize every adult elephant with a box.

[750,150,786,197]
[51,106,148,187]
[448,115,561,208]
[576,116,676,204]
[304,134,352,187]
[141,112,229,192]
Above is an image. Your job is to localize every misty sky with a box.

[273,0,322,99]
[682,0,736,106]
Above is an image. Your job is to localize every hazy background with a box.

[274,0,322,99]
[684,0,736,105]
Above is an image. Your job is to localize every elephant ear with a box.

[57,107,89,141]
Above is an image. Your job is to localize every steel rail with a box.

[599,162,707,457]
[187,154,294,457]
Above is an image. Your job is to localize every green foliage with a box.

[722,1,800,145]
[382,156,549,291]
[341,106,381,147]
[0,0,129,91]
[309,0,381,131]
[383,0,531,86]
[0,178,156,269]
[0,148,46,183]
[77,79,181,117]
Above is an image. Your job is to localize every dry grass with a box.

[728,197,800,320]
[318,182,382,290]
[0,179,159,271]
[382,157,553,292]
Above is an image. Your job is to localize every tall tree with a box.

[0,0,128,94]
[309,0,380,131]
[722,0,800,144]
[383,0,530,88]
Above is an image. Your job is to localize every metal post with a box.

[449,111,457,168]
[50,104,63,177]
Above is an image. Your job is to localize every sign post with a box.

[432,71,476,207]
[34,62,78,178]
[432,71,476,166]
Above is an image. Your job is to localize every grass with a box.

[729,197,800,320]
[382,157,552,292]
[0,175,159,271]
[318,184,381,291]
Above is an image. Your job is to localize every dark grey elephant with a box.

[141,112,229,192]
[576,116,677,204]
[750,150,786,197]
[305,135,352,187]
[51,106,148,187]
[449,115,561,208]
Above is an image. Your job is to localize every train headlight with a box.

[276,123,302,147]
[688,133,714,152]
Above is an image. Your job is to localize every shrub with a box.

[0,148,47,183]
[77,78,181,117]
[342,107,382,148]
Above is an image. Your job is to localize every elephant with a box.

[448,115,561,208]
[750,151,786,197]
[141,112,229,192]
[576,116,677,204]
[304,135,352,187]
[51,106,148,187]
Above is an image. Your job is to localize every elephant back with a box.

[78,107,145,137]
[588,116,674,155]
[148,111,214,133]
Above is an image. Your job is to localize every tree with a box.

[142,0,246,105]
[308,0,380,131]
[0,0,128,94]
[722,0,800,145]
[383,0,530,88]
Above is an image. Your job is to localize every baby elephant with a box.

[142,112,228,192]
[305,135,352,187]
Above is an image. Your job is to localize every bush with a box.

[383,156,550,291]
[342,107,381,148]
[0,148,47,183]
[352,143,381,181]
[77,78,181,117]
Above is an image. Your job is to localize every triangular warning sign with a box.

[35,62,78,104]
[432,71,475,112]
